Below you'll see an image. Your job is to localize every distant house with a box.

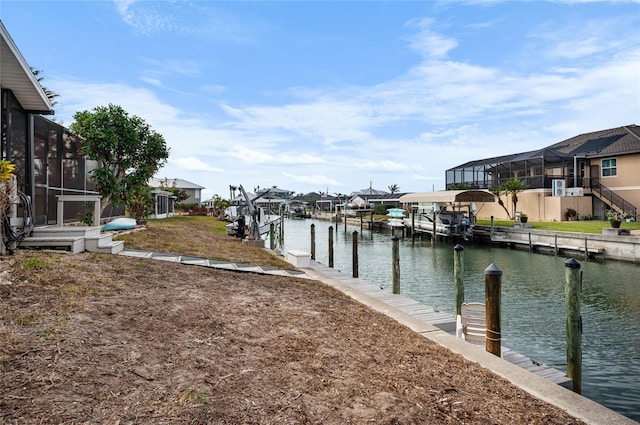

[149,177,205,205]
[445,125,639,221]
[255,185,295,200]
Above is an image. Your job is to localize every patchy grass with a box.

[114,215,291,268]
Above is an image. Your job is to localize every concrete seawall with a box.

[475,226,640,263]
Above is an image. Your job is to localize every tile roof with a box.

[547,125,640,158]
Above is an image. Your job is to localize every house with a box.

[255,185,296,200]
[445,125,640,221]
[1,21,121,226]
[148,177,205,205]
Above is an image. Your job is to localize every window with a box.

[601,158,617,177]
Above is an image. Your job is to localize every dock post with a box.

[555,234,558,256]
[454,244,464,316]
[432,210,437,246]
[490,216,494,238]
[328,226,334,268]
[411,207,416,244]
[565,258,582,394]
[528,232,532,252]
[344,208,347,233]
[584,237,588,261]
[280,207,285,242]
[392,235,400,294]
[269,223,275,250]
[484,263,502,357]
[310,224,316,260]
[352,230,358,278]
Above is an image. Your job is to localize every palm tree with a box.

[502,178,527,218]
[229,185,237,201]
[388,184,399,194]
[491,178,527,220]
[31,68,59,106]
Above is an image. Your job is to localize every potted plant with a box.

[608,212,622,228]
[520,213,528,224]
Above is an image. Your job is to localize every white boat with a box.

[386,208,407,228]
[412,208,472,239]
[399,190,495,240]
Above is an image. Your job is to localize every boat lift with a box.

[228,185,282,242]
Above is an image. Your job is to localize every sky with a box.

[1,0,639,201]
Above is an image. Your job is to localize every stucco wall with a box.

[474,190,593,221]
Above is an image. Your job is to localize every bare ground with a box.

[0,218,586,424]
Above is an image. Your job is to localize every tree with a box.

[388,184,400,194]
[70,104,169,216]
[490,178,527,220]
[160,179,189,203]
[126,185,154,224]
[502,178,527,218]
[30,68,60,106]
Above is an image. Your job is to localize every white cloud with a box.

[282,173,342,188]
[170,157,223,172]
[405,18,459,58]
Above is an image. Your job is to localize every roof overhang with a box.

[399,190,496,204]
[0,21,54,113]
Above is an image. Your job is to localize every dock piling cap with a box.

[564,258,581,269]
[484,262,502,276]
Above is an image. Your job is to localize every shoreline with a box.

[301,212,640,263]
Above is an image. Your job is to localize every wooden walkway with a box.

[308,260,572,388]
[491,235,605,259]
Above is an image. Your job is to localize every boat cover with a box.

[398,190,495,204]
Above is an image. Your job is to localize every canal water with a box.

[278,218,640,422]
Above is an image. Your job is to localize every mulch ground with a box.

[0,248,586,424]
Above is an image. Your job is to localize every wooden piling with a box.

[565,258,582,394]
[392,235,400,294]
[328,226,334,268]
[490,216,494,237]
[310,224,316,260]
[280,207,285,242]
[484,263,502,357]
[432,210,437,246]
[528,232,532,252]
[344,208,347,233]
[269,223,275,250]
[411,207,416,244]
[454,244,464,316]
[555,234,559,256]
[584,237,588,261]
[352,230,358,278]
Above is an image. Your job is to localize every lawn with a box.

[476,218,640,234]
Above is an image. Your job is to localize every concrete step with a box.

[85,235,125,254]
[31,225,102,238]
[21,236,86,254]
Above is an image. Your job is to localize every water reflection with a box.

[280,218,640,421]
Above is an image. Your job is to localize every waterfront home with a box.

[1,21,122,226]
[446,125,640,221]
[148,177,205,206]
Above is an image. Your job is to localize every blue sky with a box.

[2,1,639,200]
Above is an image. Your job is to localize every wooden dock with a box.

[308,260,572,388]
[491,235,605,259]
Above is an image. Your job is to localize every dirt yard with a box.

[0,218,587,424]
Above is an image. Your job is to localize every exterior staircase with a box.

[589,179,637,220]
[21,226,124,254]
